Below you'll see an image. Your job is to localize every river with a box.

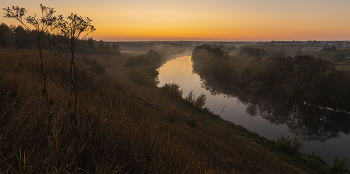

[157,55,350,167]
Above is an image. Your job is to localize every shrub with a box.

[124,49,162,67]
[130,66,157,86]
[185,91,207,109]
[330,156,349,174]
[239,47,267,57]
[194,93,207,109]
[276,135,304,154]
[124,56,137,67]
[162,83,183,99]
[185,91,195,103]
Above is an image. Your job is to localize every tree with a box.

[87,37,95,52]
[112,42,120,55]
[294,55,315,87]
[240,47,266,58]
[0,23,15,48]
[98,39,105,52]
[14,25,32,48]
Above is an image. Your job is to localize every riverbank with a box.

[86,50,341,173]
[0,49,344,173]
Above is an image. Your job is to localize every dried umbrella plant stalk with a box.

[54,12,95,149]
[3,4,57,138]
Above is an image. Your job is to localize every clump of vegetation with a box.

[161,83,183,99]
[0,18,113,55]
[330,156,349,174]
[276,135,304,154]
[185,91,207,109]
[192,45,350,111]
[161,85,208,111]
[125,49,162,67]
[125,49,162,86]
[130,65,159,86]
[239,47,267,57]
[82,55,105,74]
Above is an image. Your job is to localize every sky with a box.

[2,0,350,41]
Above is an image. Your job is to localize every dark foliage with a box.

[192,45,350,111]
[321,46,337,53]
[125,49,162,67]
[0,23,119,54]
[239,47,267,57]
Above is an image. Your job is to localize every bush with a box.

[185,91,207,109]
[124,49,162,67]
[276,135,304,154]
[194,93,206,109]
[161,83,183,99]
[239,47,266,57]
[130,66,158,86]
[185,91,195,103]
[330,156,349,174]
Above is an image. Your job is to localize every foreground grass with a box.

[0,49,345,173]
[0,49,215,173]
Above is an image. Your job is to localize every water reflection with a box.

[158,55,350,166]
[200,72,350,142]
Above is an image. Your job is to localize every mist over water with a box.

[157,55,350,167]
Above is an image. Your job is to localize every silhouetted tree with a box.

[87,37,95,51]
[112,42,120,55]
[98,40,105,51]
[14,25,32,48]
[0,23,15,48]
[240,47,266,57]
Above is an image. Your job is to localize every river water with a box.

[157,55,350,167]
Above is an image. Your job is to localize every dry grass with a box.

[0,49,314,173]
[0,49,228,173]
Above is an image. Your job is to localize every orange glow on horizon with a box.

[3,0,350,41]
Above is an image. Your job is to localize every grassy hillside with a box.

[0,49,344,173]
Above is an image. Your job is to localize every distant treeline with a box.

[251,41,350,62]
[116,41,195,54]
[192,45,350,111]
[0,23,120,54]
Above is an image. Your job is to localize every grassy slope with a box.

[0,49,341,173]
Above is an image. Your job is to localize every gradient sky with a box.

[2,0,350,41]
